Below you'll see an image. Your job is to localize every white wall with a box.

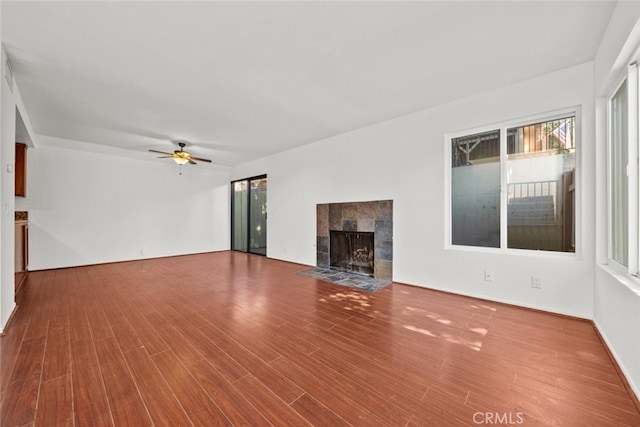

[0,44,38,331]
[1,46,17,331]
[593,3,640,400]
[232,61,596,319]
[27,138,230,270]
[594,267,640,398]
[594,1,640,97]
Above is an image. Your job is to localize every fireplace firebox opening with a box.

[329,230,374,277]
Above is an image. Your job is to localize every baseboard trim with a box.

[392,280,590,320]
[29,249,230,272]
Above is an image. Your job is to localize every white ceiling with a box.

[1,1,615,167]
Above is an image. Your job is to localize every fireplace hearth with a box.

[330,231,374,277]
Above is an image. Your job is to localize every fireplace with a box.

[317,200,393,281]
[330,231,374,277]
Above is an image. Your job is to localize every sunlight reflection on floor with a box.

[402,305,489,352]
[321,290,372,312]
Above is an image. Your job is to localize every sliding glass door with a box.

[232,180,249,252]
[248,177,267,254]
[231,175,267,255]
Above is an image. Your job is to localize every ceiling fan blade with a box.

[149,149,173,155]
[190,156,212,163]
[157,155,174,158]
[188,160,197,165]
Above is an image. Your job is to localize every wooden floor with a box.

[1,251,639,426]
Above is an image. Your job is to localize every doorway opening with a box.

[231,175,267,255]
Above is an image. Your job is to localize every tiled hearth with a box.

[298,268,391,292]
[316,200,393,281]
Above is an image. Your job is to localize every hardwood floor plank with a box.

[34,375,73,427]
[171,318,249,382]
[151,350,230,426]
[197,323,305,404]
[0,375,40,427]
[234,374,311,426]
[69,339,113,427]
[410,398,477,426]
[121,311,169,356]
[307,347,423,415]
[108,314,144,353]
[298,320,442,381]
[197,312,282,363]
[67,305,93,343]
[47,304,69,332]
[139,301,182,327]
[270,355,390,426]
[0,323,27,393]
[509,376,640,426]
[86,306,115,342]
[7,336,45,386]
[257,299,338,330]
[290,393,350,427]
[287,321,433,391]
[22,305,50,341]
[42,327,70,382]
[276,348,413,425]
[93,337,152,426]
[108,399,153,427]
[149,322,204,366]
[186,359,270,426]
[121,347,192,427]
[310,345,426,397]
[261,324,320,359]
[557,375,638,413]
[160,296,210,329]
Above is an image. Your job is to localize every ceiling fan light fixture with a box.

[173,157,189,165]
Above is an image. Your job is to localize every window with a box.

[609,80,629,267]
[607,62,640,275]
[451,130,501,248]
[450,113,577,253]
[507,117,576,252]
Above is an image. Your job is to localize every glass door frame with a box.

[231,174,267,256]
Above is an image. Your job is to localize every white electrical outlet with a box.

[531,276,542,289]
[484,270,494,282]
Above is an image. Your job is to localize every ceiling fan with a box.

[149,141,212,172]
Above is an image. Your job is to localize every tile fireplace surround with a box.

[316,200,393,281]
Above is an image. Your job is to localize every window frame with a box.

[607,74,630,271]
[606,63,640,277]
[445,107,581,258]
[230,174,268,256]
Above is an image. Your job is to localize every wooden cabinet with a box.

[15,143,26,197]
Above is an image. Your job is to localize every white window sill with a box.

[446,244,578,259]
